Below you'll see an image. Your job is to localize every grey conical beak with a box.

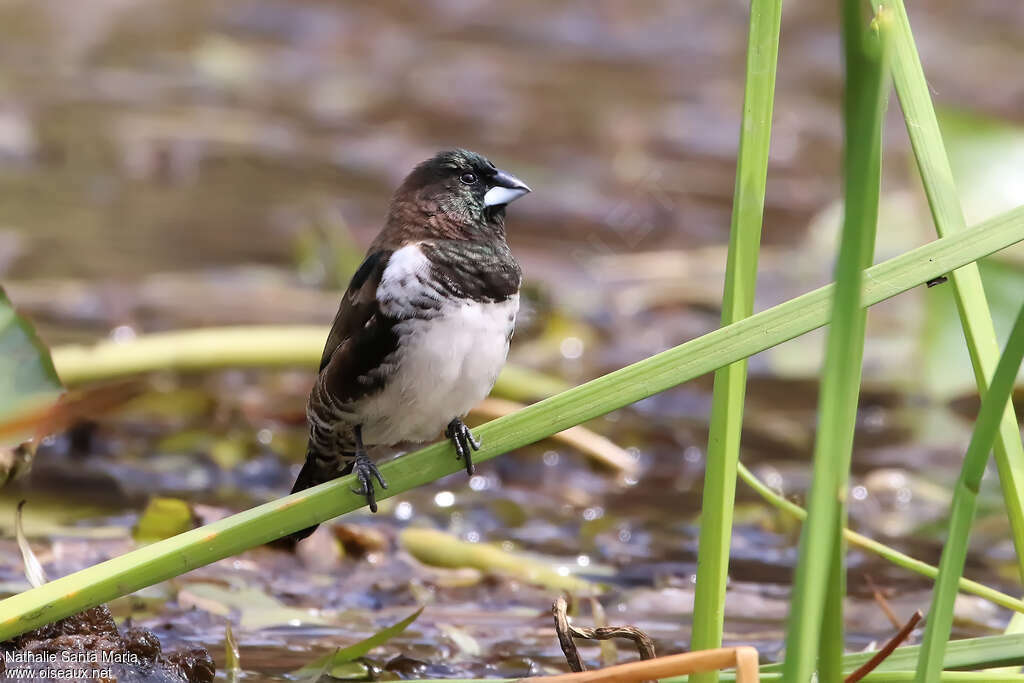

[484,169,532,207]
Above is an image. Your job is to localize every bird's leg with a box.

[446,418,481,476]
[349,425,387,513]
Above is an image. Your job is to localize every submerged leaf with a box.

[133,497,195,543]
[178,581,331,629]
[401,528,597,593]
[437,623,481,658]
[288,607,423,679]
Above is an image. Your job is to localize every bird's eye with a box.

[460,172,478,185]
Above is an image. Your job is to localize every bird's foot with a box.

[446,418,481,476]
[350,451,387,513]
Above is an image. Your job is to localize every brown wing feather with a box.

[315,250,405,407]
[319,250,391,373]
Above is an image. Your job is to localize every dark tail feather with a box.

[272,447,353,548]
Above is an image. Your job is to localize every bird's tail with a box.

[279,444,353,545]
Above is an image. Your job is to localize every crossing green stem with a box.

[872,0,1024,582]
[0,207,1022,640]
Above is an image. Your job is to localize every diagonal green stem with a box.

[690,0,782,678]
[916,304,1024,682]
[872,0,1024,582]
[0,208,1022,640]
[736,462,1024,615]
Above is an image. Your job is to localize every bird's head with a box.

[386,149,531,242]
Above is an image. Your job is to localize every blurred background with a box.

[2,0,1024,679]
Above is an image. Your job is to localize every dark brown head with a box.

[379,149,531,246]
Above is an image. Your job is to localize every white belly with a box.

[358,295,518,446]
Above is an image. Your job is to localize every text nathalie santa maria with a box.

[4,651,140,664]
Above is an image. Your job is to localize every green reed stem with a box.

[0,208,1021,640]
[782,5,890,681]
[871,0,1024,582]
[736,462,1024,614]
[690,0,782,679]
[916,305,1024,682]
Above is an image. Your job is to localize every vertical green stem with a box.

[916,305,1024,682]
[690,1,781,679]
[873,0,1024,581]
[782,4,890,681]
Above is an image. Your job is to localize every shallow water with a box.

[1,0,1023,678]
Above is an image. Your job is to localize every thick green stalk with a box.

[783,5,889,681]
[916,305,1024,682]
[0,209,1022,640]
[736,463,1024,614]
[690,0,782,678]
[872,0,1024,581]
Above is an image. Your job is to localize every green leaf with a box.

[761,633,1024,674]
[288,607,423,679]
[0,285,63,446]
[178,581,331,630]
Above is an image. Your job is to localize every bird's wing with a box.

[319,250,389,372]
[317,250,400,404]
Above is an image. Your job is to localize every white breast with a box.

[357,244,518,446]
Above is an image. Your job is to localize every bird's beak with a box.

[484,169,532,207]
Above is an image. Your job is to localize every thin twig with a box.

[554,596,585,672]
[568,626,656,662]
[864,574,902,629]
[552,597,657,673]
[844,610,922,683]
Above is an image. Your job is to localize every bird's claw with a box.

[350,452,387,513]
[446,418,481,476]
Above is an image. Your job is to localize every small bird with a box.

[288,149,531,541]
